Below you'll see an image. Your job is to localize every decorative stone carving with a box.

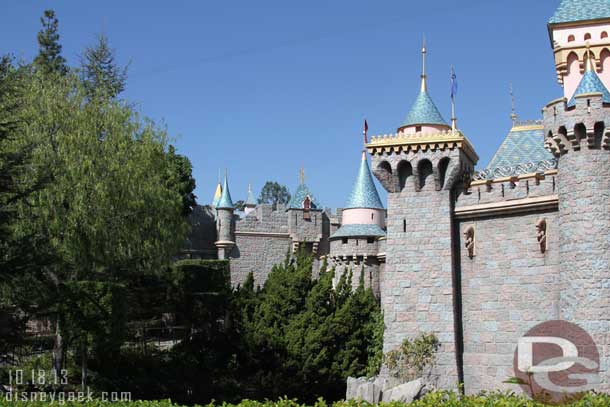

[536,218,547,254]
[464,225,475,259]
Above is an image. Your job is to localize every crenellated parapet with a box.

[543,93,610,155]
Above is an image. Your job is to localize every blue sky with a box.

[2,0,561,208]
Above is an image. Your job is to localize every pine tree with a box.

[33,10,68,76]
[80,33,127,100]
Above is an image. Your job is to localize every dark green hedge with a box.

[2,391,610,406]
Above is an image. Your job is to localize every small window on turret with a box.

[416,125,422,133]
[585,33,592,40]
[568,35,575,42]
[371,212,374,220]
[602,32,608,39]
[403,219,407,233]
[342,238,348,244]
[367,237,375,244]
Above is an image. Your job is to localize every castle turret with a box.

[215,172,235,260]
[548,0,610,101]
[244,184,257,216]
[543,3,610,391]
[368,42,478,390]
[329,147,386,295]
[212,180,222,208]
[286,169,325,255]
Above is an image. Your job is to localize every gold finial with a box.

[585,42,594,72]
[421,35,427,92]
[510,83,517,125]
[299,167,305,184]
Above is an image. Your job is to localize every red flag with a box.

[363,119,368,144]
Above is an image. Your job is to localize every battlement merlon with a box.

[542,93,610,156]
[365,130,479,162]
[365,130,479,193]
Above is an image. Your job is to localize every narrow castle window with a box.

[568,35,575,42]
[403,219,407,232]
[371,212,374,220]
[585,33,592,40]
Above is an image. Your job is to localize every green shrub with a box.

[384,333,440,382]
[1,391,610,406]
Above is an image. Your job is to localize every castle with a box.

[184,0,610,395]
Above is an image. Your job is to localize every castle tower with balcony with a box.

[367,42,478,389]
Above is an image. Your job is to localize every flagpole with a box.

[451,65,457,133]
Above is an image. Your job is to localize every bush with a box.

[2,391,610,406]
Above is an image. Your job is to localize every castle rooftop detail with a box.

[549,0,610,24]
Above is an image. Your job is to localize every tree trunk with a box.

[81,342,88,390]
[52,319,63,377]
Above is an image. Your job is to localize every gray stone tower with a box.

[368,43,478,389]
[215,172,235,260]
[543,53,610,391]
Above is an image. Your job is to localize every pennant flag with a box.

[451,66,458,100]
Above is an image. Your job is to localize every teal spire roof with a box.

[401,90,448,128]
[245,184,256,206]
[549,0,610,24]
[345,153,384,209]
[287,183,320,209]
[217,174,234,209]
[567,69,610,106]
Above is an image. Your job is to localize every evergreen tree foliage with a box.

[80,33,127,100]
[258,181,291,209]
[33,10,68,76]
[167,145,197,217]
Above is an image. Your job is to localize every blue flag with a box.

[451,66,458,100]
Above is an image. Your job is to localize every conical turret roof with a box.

[217,173,234,209]
[245,184,256,206]
[401,90,448,128]
[212,182,222,207]
[345,153,384,209]
[568,69,610,107]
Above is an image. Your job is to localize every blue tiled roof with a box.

[486,124,554,170]
[245,185,256,206]
[345,153,384,209]
[568,70,610,106]
[549,0,610,24]
[401,91,448,128]
[287,183,320,209]
[217,175,234,209]
[330,224,386,239]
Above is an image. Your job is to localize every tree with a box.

[80,33,127,100]
[258,181,290,209]
[33,10,68,76]
[10,70,190,385]
[167,145,197,217]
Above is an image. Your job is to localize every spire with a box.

[217,170,234,209]
[245,183,256,206]
[568,45,610,107]
[345,153,384,209]
[212,182,222,207]
[421,36,427,93]
[586,43,594,72]
[299,167,305,185]
[400,41,449,129]
[510,83,518,126]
